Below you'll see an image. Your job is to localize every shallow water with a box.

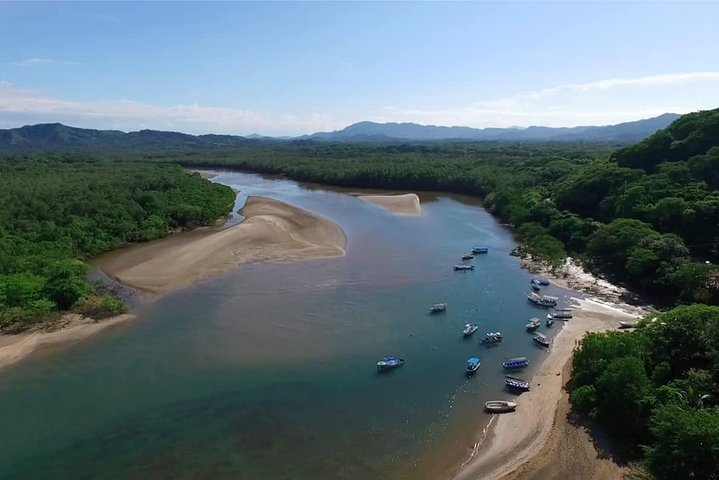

[0,171,575,479]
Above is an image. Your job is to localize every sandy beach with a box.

[356,193,422,216]
[0,313,136,371]
[452,258,648,480]
[94,196,346,295]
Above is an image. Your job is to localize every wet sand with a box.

[0,314,136,371]
[94,196,346,295]
[357,193,422,216]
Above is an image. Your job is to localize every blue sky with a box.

[1,1,718,135]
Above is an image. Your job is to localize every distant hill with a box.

[0,114,681,151]
[304,113,681,143]
[0,123,259,151]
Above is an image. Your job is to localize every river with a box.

[0,171,574,480]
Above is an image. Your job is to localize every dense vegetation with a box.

[145,108,719,305]
[570,305,719,479]
[0,154,235,331]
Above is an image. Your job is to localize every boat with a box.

[509,248,521,257]
[527,292,558,307]
[461,253,474,260]
[551,308,573,319]
[472,246,489,254]
[546,317,555,327]
[531,282,541,291]
[619,321,638,329]
[484,400,517,413]
[525,318,541,331]
[429,302,447,313]
[377,356,405,371]
[463,323,479,336]
[533,332,551,347]
[502,357,529,369]
[536,277,550,286]
[454,264,475,271]
[481,332,503,343]
[465,357,481,374]
[505,375,530,391]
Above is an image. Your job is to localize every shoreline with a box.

[92,195,347,295]
[452,259,648,480]
[0,313,136,371]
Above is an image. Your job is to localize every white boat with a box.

[429,302,447,313]
[463,323,478,336]
[481,332,503,343]
[484,400,517,413]
[546,317,555,327]
[552,309,573,319]
[525,318,541,331]
[619,321,638,329]
[527,292,558,307]
[377,356,405,371]
[461,253,474,260]
[454,264,474,271]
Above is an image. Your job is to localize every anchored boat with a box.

[463,323,479,336]
[481,332,503,344]
[484,400,517,413]
[465,357,481,374]
[502,357,529,369]
[472,247,489,254]
[505,375,530,391]
[533,332,551,347]
[461,253,474,260]
[377,356,405,371]
[527,292,558,307]
[429,302,447,313]
[525,318,541,331]
[454,264,474,271]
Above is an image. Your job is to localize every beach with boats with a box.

[0,171,644,480]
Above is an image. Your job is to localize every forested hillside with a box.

[153,108,719,305]
[0,154,235,331]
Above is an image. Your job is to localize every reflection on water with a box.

[0,171,575,480]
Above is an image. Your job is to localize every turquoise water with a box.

[0,172,574,479]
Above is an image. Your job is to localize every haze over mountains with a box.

[0,113,680,150]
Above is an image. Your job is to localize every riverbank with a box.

[93,196,346,295]
[453,296,641,480]
[356,193,422,216]
[0,313,136,371]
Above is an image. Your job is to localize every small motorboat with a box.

[531,282,541,291]
[465,357,481,374]
[505,375,530,391]
[484,400,517,413]
[619,321,638,329]
[502,357,529,369]
[525,318,541,331]
[533,332,551,347]
[377,356,405,371]
[472,247,489,254]
[552,309,573,319]
[481,332,503,344]
[463,323,479,336]
[461,253,474,260]
[454,264,475,271]
[429,302,447,313]
[546,317,555,327]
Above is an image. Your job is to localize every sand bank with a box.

[356,193,422,216]
[94,196,346,295]
[453,296,643,480]
[0,313,135,371]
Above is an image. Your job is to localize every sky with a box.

[1,1,719,136]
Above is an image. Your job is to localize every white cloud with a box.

[0,83,339,135]
[11,58,78,66]
[379,72,719,128]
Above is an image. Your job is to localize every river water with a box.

[0,171,574,480]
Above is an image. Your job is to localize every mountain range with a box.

[0,113,681,151]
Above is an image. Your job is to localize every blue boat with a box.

[472,247,489,254]
[377,356,405,371]
[505,375,531,391]
[465,357,481,374]
[536,277,550,286]
[502,357,529,369]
